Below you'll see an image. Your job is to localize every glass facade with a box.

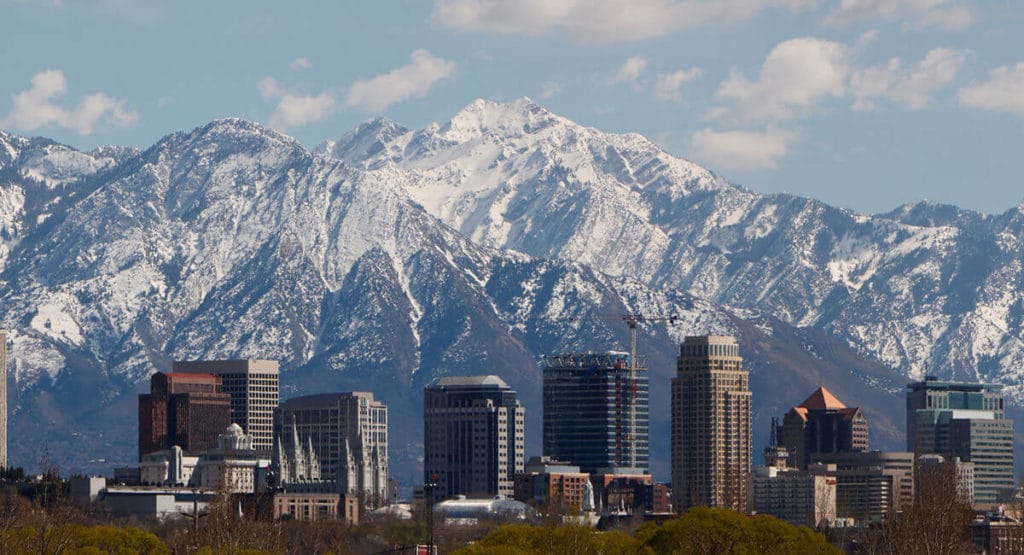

[542,352,649,474]
[906,377,1014,504]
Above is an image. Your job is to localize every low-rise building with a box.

[100,486,216,521]
[514,456,590,513]
[191,423,271,493]
[140,446,198,487]
[273,492,357,523]
[812,451,914,523]
[973,508,1024,554]
[590,469,668,515]
[749,463,837,527]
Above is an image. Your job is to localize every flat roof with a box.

[432,375,509,388]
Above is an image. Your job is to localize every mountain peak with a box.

[440,97,560,140]
[324,116,409,164]
[188,117,302,148]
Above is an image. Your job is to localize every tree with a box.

[639,507,839,555]
[453,523,646,555]
[857,459,974,554]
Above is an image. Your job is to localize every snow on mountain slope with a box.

[0,119,909,477]
[327,98,1024,398]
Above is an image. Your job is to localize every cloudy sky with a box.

[2,1,1022,214]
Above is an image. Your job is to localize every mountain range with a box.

[1,98,1021,483]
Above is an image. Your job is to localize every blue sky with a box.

[2,0,1022,214]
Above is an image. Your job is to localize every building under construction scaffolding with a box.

[542,351,649,475]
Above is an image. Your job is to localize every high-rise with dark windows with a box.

[907,377,1014,505]
[138,372,231,458]
[424,376,525,500]
[542,351,648,474]
[672,335,752,512]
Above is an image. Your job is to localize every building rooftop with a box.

[432,375,509,388]
[799,386,847,410]
[278,392,378,410]
[907,377,1002,392]
[683,335,737,344]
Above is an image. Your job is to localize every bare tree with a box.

[858,460,973,554]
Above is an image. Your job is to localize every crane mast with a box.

[619,313,677,469]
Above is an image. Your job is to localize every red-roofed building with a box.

[778,387,869,469]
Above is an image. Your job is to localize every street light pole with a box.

[425,473,438,554]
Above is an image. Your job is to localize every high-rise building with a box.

[779,386,869,469]
[906,377,1014,505]
[174,360,279,452]
[138,372,232,458]
[0,330,6,469]
[274,392,389,508]
[542,351,648,474]
[672,335,752,512]
[424,375,525,500]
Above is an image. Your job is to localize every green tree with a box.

[641,507,839,555]
[453,523,647,555]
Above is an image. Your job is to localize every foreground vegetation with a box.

[454,508,839,555]
[0,483,839,555]
[0,462,984,554]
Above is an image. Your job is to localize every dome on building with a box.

[218,423,253,450]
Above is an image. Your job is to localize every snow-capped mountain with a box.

[330,98,1024,400]
[0,99,1016,479]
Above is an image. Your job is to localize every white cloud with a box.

[653,67,702,102]
[290,57,313,71]
[850,47,967,110]
[825,0,973,30]
[691,127,798,171]
[1,69,137,135]
[258,77,335,129]
[606,56,649,86]
[539,81,563,99]
[433,0,819,42]
[714,37,848,122]
[344,49,456,112]
[957,63,1024,116]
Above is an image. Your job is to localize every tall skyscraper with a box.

[543,351,649,474]
[274,392,389,508]
[424,375,525,500]
[907,377,1014,504]
[174,359,279,451]
[138,372,232,458]
[779,386,869,469]
[672,335,752,512]
[0,330,6,469]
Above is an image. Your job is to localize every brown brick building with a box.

[138,372,231,458]
[514,456,590,512]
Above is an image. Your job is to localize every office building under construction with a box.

[543,351,649,474]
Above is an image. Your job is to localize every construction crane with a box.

[621,313,679,367]
[619,313,679,469]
